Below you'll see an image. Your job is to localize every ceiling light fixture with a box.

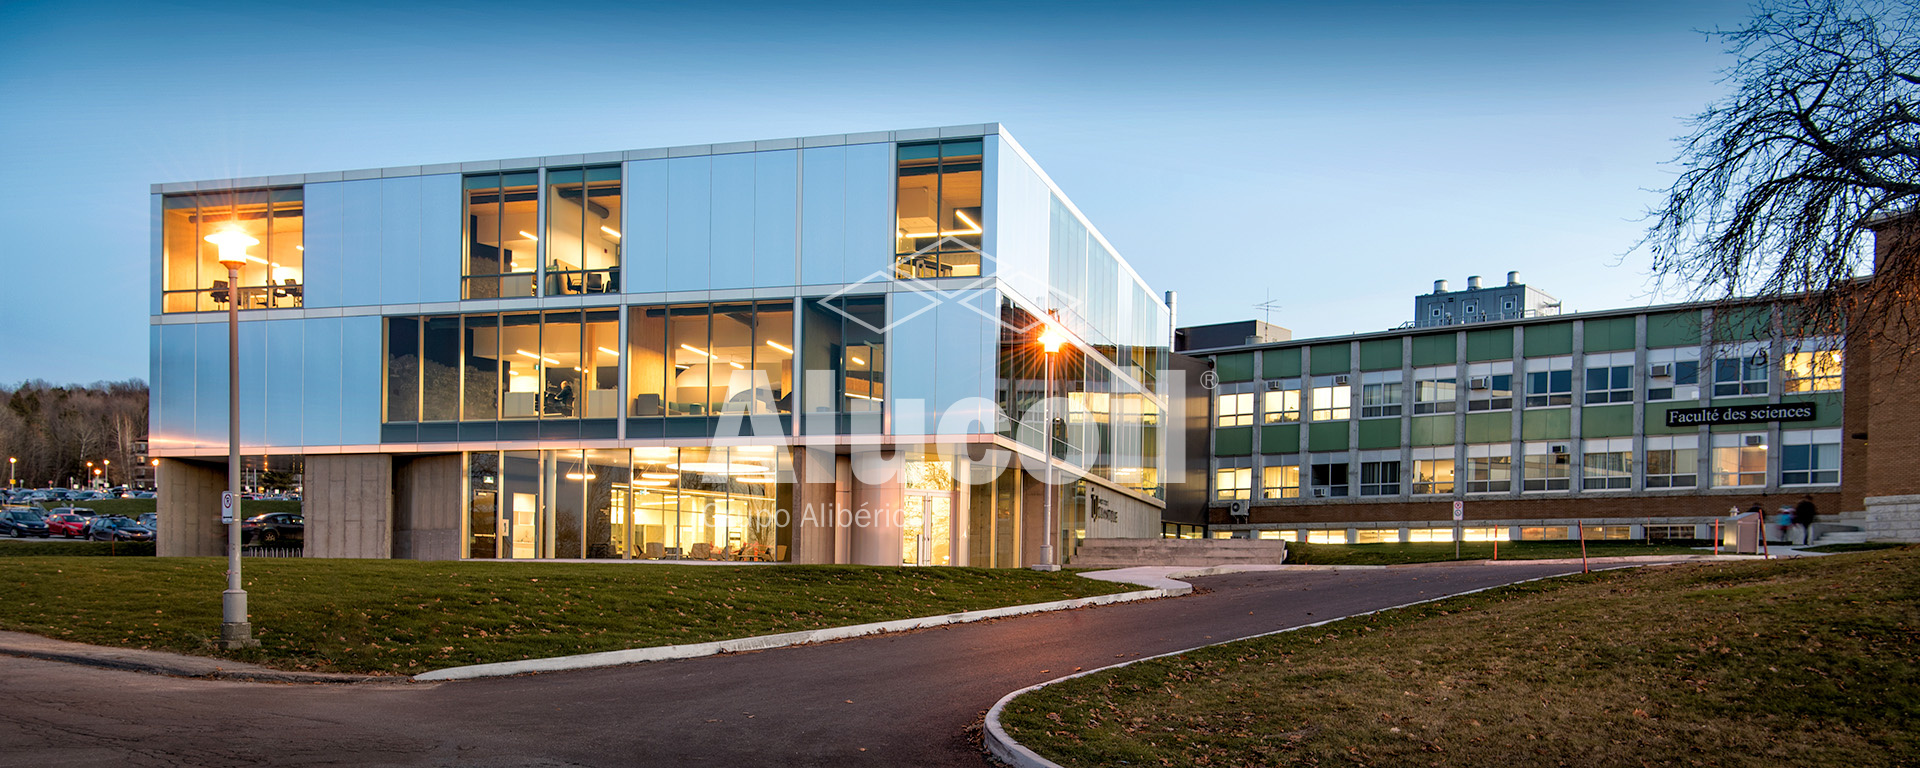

[600,226,621,239]
[516,349,560,365]
[765,340,793,355]
[518,230,538,241]
[597,346,620,357]
[680,344,713,359]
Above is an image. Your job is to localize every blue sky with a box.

[0,0,1753,385]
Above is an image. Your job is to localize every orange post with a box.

[1713,518,1721,555]
[1579,520,1589,574]
[1493,534,1499,561]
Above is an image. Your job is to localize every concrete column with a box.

[393,454,462,561]
[305,454,394,559]
[791,446,840,565]
[848,448,904,566]
[156,458,226,557]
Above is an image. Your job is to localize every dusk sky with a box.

[0,0,1753,386]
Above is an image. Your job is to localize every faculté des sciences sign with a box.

[1664,402,1817,428]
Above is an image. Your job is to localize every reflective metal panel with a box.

[380,176,424,305]
[302,182,346,308]
[239,320,267,446]
[193,321,228,448]
[799,146,846,285]
[624,160,667,295]
[753,150,798,288]
[992,140,1051,304]
[264,319,304,447]
[156,324,196,450]
[844,142,893,282]
[934,294,994,434]
[149,195,163,315]
[301,317,343,446]
[709,152,755,290]
[421,174,463,303]
[339,316,383,445]
[665,156,712,292]
[890,291,938,436]
[339,180,383,307]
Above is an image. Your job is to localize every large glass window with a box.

[1309,376,1350,421]
[1262,382,1300,423]
[1712,343,1769,397]
[1309,455,1349,498]
[1466,444,1511,493]
[627,301,797,419]
[802,296,885,420]
[1359,371,1402,418]
[1783,345,1843,393]
[1360,460,1401,495]
[895,140,985,278]
[1645,435,1699,488]
[1413,366,1456,415]
[385,311,617,424]
[545,166,622,295]
[1582,438,1633,490]
[1584,352,1634,405]
[1646,348,1700,401]
[1781,429,1841,485]
[1215,467,1250,500]
[1412,448,1454,494]
[1466,362,1513,412]
[1524,356,1573,407]
[1711,432,1768,487]
[1521,443,1571,491]
[1262,462,1299,499]
[162,188,304,312]
[1217,392,1253,427]
[463,172,539,299]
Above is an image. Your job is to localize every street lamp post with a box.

[8,457,14,489]
[102,459,109,488]
[206,228,259,649]
[1036,322,1067,571]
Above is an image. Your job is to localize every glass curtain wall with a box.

[629,301,796,419]
[162,188,304,312]
[894,140,984,277]
[544,166,622,295]
[384,311,620,425]
[463,172,539,299]
[800,297,885,427]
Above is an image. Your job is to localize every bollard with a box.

[1579,520,1589,574]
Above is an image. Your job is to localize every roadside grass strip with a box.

[0,558,1132,675]
[998,547,1920,768]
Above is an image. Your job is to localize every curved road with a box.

[0,562,1599,767]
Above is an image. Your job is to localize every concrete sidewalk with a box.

[0,630,391,684]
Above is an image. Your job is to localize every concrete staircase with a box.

[1810,510,1869,547]
[1070,538,1287,567]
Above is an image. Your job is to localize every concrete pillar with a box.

[393,454,462,560]
[791,446,840,565]
[305,454,394,559]
[156,458,226,557]
[849,449,904,566]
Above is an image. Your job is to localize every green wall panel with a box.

[1523,323,1573,357]
[1581,405,1634,437]
[1262,348,1302,379]
[1706,397,1771,432]
[1583,316,1636,353]
[1308,422,1349,452]
[1521,409,1572,440]
[1643,401,1702,435]
[1465,328,1514,362]
[1358,339,1402,371]
[1411,334,1456,366]
[1216,426,1253,456]
[1261,423,1300,454]
[1800,392,1844,428]
[1310,344,1351,375]
[1713,306,1772,343]
[1216,352,1254,383]
[1646,310,1702,348]
[1357,418,1401,449]
[1464,412,1510,443]
[1410,416,1454,446]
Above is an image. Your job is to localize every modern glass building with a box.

[149,124,1177,566]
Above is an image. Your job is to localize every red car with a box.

[44,513,92,538]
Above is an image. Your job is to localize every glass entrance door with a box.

[901,492,952,566]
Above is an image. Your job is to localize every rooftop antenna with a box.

[1255,289,1283,324]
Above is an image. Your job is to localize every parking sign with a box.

[1452,500,1464,522]
[221,491,234,524]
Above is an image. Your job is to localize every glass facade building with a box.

[149,124,1175,566]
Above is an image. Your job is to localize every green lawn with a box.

[0,540,154,557]
[1283,539,1707,566]
[0,558,1133,675]
[1001,546,1920,768]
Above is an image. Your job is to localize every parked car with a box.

[84,516,154,542]
[137,512,158,529]
[44,512,91,538]
[1,507,50,538]
[242,512,304,545]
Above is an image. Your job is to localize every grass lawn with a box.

[1006,545,1920,768]
[1802,542,1904,554]
[1000,546,1920,767]
[0,558,1133,675]
[0,540,154,557]
[1283,539,1707,566]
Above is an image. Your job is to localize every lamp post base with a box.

[1026,564,1061,572]
[218,622,259,649]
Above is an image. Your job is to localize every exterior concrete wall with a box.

[848,450,904,566]
[156,458,226,557]
[792,447,839,565]
[1864,494,1920,542]
[305,454,393,558]
[393,454,462,560]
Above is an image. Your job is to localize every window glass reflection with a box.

[161,188,303,312]
[545,166,622,295]
[463,173,538,299]
[894,140,984,278]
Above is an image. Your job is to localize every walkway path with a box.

[0,561,1612,767]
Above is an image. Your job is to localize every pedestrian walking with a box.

[1775,506,1793,544]
[1793,496,1818,545]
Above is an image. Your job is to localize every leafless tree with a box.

[1642,0,1920,337]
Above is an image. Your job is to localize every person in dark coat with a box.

[1793,496,1818,545]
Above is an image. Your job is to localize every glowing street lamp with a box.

[206,227,258,649]
[7,457,14,489]
[1036,322,1067,571]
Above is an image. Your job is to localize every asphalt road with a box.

[0,562,1599,768]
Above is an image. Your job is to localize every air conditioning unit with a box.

[1228,500,1250,517]
[1332,374,1350,386]
[1469,376,1492,390]
[1650,363,1673,378]
[1266,380,1284,391]
[1549,444,1567,454]
[1312,488,1327,498]
[1745,434,1766,447]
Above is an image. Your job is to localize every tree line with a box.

[0,380,148,489]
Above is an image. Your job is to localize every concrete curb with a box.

[0,631,387,684]
[415,573,1193,682]
[981,565,1648,768]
